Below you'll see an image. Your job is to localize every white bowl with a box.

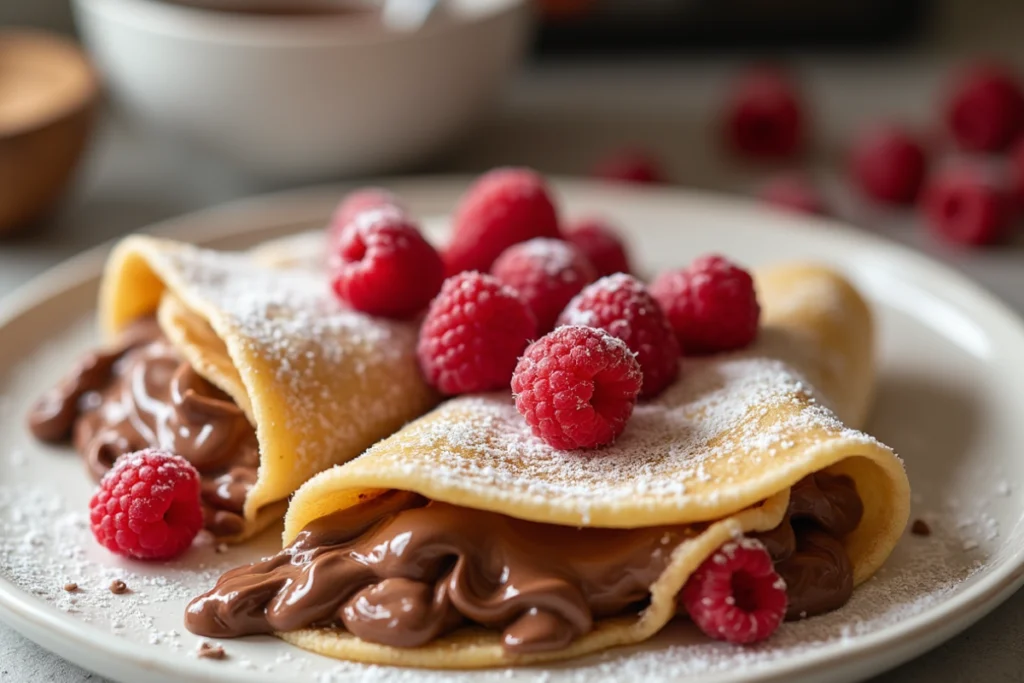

[71,0,531,182]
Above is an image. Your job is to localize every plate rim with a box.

[3,176,1024,683]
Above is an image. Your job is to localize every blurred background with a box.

[2,1,1024,681]
[2,0,1024,268]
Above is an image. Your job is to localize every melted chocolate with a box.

[27,318,259,536]
[753,472,862,619]
[186,490,685,653]
[185,473,863,653]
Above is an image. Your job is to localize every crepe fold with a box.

[98,235,437,541]
[270,263,909,668]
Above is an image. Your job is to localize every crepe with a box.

[260,263,909,667]
[98,235,437,541]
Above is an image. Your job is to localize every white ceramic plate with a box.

[2,178,1023,683]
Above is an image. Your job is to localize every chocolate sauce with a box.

[753,472,862,620]
[185,473,862,653]
[27,318,259,537]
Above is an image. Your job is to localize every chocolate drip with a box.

[185,473,863,654]
[26,318,259,535]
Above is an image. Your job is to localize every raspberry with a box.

[678,538,787,644]
[1011,137,1024,206]
[558,274,679,398]
[724,68,805,160]
[757,173,827,215]
[564,217,632,276]
[88,449,203,561]
[650,255,760,355]
[512,326,642,450]
[329,188,405,245]
[849,125,928,205]
[444,168,560,275]
[945,63,1024,152]
[330,210,445,319]
[592,148,665,184]
[921,166,1012,247]
[492,238,597,334]
[417,272,537,395]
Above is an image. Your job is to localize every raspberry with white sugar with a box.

[88,449,203,561]
[679,538,787,644]
[418,272,537,395]
[921,166,1012,247]
[330,210,445,319]
[558,274,679,398]
[512,325,642,450]
[945,63,1024,152]
[724,68,805,160]
[592,148,665,184]
[328,188,405,246]
[492,238,597,333]
[850,125,928,205]
[565,217,632,276]
[757,173,827,215]
[650,255,760,355]
[444,168,560,275]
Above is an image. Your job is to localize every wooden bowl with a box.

[0,30,99,236]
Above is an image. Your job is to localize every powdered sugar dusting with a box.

[392,352,882,520]
[513,238,590,283]
[153,244,422,478]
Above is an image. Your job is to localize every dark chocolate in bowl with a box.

[27,317,260,537]
[185,472,862,654]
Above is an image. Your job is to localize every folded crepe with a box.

[30,235,436,542]
[186,264,910,666]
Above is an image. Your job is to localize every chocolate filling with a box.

[26,318,260,537]
[185,472,862,654]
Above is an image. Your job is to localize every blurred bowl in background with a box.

[71,0,532,183]
[0,30,98,237]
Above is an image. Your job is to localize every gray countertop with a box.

[2,59,1024,682]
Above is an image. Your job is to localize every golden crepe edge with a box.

[97,235,437,542]
[260,263,909,668]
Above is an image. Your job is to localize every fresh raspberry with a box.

[679,538,787,644]
[330,210,444,319]
[444,168,560,275]
[1011,137,1024,206]
[592,148,665,184]
[724,68,805,160]
[491,238,597,334]
[329,188,405,245]
[650,255,760,355]
[558,274,679,398]
[417,272,537,395]
[564,217,632,276]
[512,326,642,450]
[945,63,1024,152]
[849,125,928,205]
[921,166,1012,247]
[88,450,203,561]
[757,173,827,215]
